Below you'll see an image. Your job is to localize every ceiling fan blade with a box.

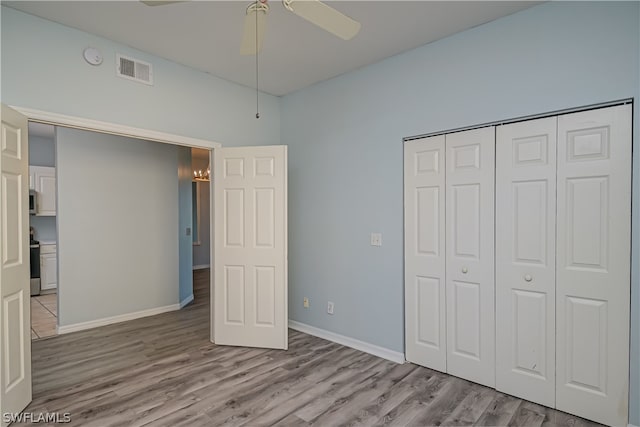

[140,1,186,6]
[283,0,360,40]
[240,2,269,55]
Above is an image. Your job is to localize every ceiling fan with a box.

[140,0,361,55]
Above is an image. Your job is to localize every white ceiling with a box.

[6,1,540,96]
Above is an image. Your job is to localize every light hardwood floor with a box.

[23,270,601,426]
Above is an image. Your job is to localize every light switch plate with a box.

[370,233,382,246]
[327,301,335,315]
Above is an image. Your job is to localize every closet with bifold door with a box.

[404,104,632,427]
[404,126,496,388]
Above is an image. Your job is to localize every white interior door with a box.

[404,135,447,372]
[0,104,32,426]
[495,117,557,407]
[213,145,288,349]
[556,105,631,426]
[445,126,495,387]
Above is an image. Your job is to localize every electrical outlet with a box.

[327,301,335,315]
[370,233,382,246]
[303,297,309,308]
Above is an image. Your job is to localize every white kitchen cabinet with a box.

[40,244,57,291]
[30,166,56,216]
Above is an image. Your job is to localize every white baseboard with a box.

[628,423,639,427]
[288,320,405,364]
[180,294,194,308]
[58,303,181,334]
[193,264,210,270]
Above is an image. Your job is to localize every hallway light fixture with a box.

[193,166,210,181]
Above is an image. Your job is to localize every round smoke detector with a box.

[83,47,103,66]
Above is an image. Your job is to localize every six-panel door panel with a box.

[214,146,287,350]
[445,127,495,388]
[1,105,32,419]
[222,158,279,329]
[556,105,631,426]
[404,135,447,372]
[495,117,557,408]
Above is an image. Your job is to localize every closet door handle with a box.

[524,274,533,282]
[461,267,468,274]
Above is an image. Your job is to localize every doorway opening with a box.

[191,148,212,273]
[28,122,58,340]
[25,119,216,344]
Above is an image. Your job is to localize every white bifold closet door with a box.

[495,117,557,407]
[555,105,631,427]
[404,104,631,426]
[445,127,495,388]
[404,135,447,372]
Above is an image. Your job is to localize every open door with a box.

[0,105,32,426]
[212,145,288,350]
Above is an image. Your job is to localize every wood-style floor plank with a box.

[441,383,495,425]
[20,269,603,427]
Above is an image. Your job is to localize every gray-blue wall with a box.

[28,135,55,167]
[0,6,281,147]
[30,217,56,242]
[178,147,194,303]
[281,2,639,423]
[56,128,180,326]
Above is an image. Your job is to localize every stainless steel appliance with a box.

[30,239,40,296]
[29,190,37,215]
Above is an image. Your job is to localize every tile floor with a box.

[31,293,57,340]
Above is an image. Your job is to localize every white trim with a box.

[180,294,194,308]
[209,148,215,342]
[11,106,222,149]
[58,303,181,334]
[288,320,405,364]
[628,424,639,427]
[193,264,210,270]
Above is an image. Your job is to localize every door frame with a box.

[403,98,633,143]
[11,104,221,343]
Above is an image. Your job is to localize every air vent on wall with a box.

[116,54,153,85]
